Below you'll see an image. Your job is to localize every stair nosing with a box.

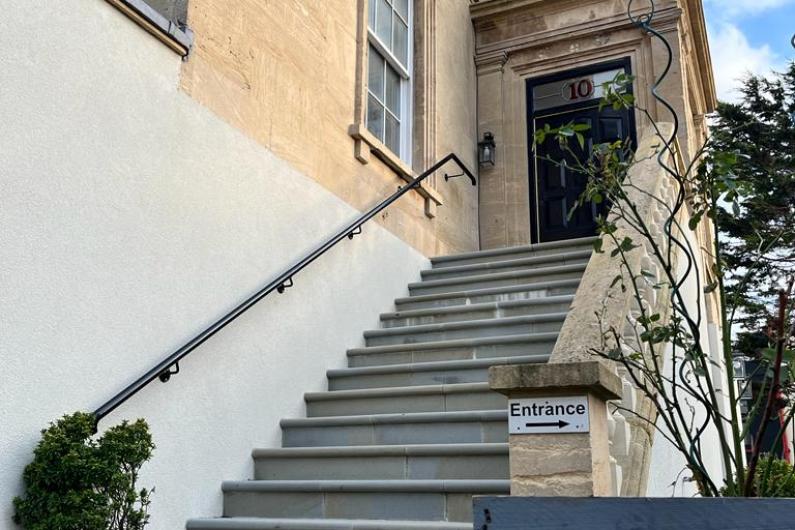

[381,295,574,321]
[421,249,592,278]
[304,382,491,402]
[328,354,548,379]
[363,312,567,338]
[280,409,507,428]
[430,236,597,265]
[346,332,559,356]
[221,479,511,493]
[252,443,509,459]
[409,263,587,290]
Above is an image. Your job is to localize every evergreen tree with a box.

[709,62,795,341]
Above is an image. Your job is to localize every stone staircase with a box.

[187,237,594,530]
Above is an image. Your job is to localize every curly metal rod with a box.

[626,0,726,494]
[627,0,709,362]
[627,0,703,336]
[627,0,692,300]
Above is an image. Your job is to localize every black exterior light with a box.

[478,132,496,167]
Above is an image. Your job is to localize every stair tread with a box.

[252,443,508,458]
[187,517,473,529]
[363,313,567,338]
[364,312,568,338]
[409,263,586,289]
[281,409,506,427]
[305,382,490,402]
[222,479,510,492]
[395,278,580,307]
[347,333,558,356]
[328,354,547,379]
[430,237,597,266]
[363,313,564,348]
[381,295,574,321]
[422,249,592,278]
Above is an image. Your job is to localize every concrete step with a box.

[281,410,508,447]
[430,237,597,268]
[346,333,557,367]
[187,239,591,529]
[394,278,581,311]
[304,383,503,417]
[363,313,566,347]
[381,295,574,328]
[328,354,547,391]
[422,249,592,282]
[188,517,473,529]
[252,443,508,480]
[407,263,586,296]
[221,480,510,522]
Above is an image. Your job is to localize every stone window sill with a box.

[348,123,443,219]
[106,0,193,57]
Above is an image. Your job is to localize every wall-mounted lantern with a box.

[478,132,496,167]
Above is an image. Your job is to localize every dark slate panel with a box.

[474,496,795,530]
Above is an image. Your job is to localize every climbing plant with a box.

[533,1,795,496]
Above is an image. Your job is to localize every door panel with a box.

[532,106,631,243]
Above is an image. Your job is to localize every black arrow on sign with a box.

[525,420,570,429]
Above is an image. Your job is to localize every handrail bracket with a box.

[158,362,180,383]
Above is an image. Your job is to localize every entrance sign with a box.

[508,396,589,434]
[532,67,624,112]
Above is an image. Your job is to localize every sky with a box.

[702,0,795,102]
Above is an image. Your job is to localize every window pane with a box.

[368,0,376,30]
[367,95,385,141]
[385,112,400,154]
[393,17,409,67]
[147,0,188,22]
[368,46,385,101]
[385,65,401,115]
[395,0,409,22]
[376,0,392,46]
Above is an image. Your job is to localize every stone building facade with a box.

[1,0,719,528]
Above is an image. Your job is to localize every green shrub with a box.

[755,457,795,497]
[723,457,795,497]
[13,412,155,530]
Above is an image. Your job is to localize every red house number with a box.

[564,78,595,101]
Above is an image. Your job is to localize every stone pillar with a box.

[489,361,623,496]
[475,51,508,250]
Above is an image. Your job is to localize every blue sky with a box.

[702,0,795,102]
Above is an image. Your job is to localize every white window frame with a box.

[366,0,413,164]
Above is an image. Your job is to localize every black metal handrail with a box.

[93,153,476,423]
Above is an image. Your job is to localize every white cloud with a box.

[704,0,795,15]
[707,23,782,102]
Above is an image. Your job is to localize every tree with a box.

[710,63,795,338]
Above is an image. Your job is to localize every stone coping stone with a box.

[488,360,622,401]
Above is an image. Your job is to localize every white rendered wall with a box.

[0,1,428,528]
